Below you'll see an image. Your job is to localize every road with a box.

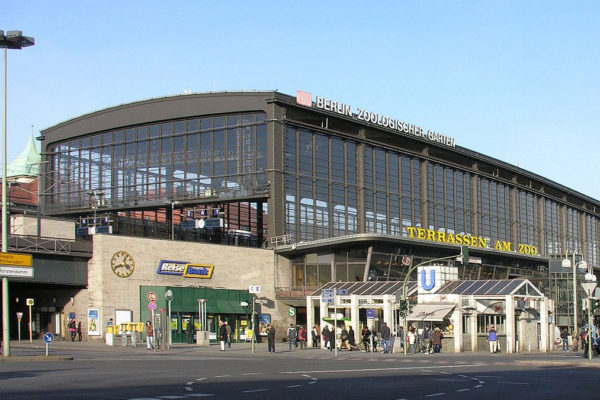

[1,341,598,400]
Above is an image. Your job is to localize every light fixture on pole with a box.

[165,290,173,349]
[562,255,588,342]
[1,29,35,358]
[581,262,597,361]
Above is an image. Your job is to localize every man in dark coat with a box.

[219,320,228,351]
[432,327,444,353]
[267,324,276,352]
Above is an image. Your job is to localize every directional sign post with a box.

[43,332,54,356]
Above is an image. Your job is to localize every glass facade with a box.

[47,112,268,211]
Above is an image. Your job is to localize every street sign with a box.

[288,307,296,317]
[43,332,54,344]
[147,292,158,302]
[337,289,348,295]
[16,312,23,319]
[0,252,32,267]
[26,298,34,306]
[249,285,261,294]
[148,302,157,311]
[321,288,334,303]
[366,309,376,319]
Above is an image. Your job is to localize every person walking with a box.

[145,321,154,350]
[488,326,498,353]
[362,326,371,352]
[267,323,276,352]
[322,325,330,350]
[298,326,307,349]
[422,326,432,353]
[560,328,569,351]
[68,319,77,342]
[312,325,320,348]
[77,321,83,341]
[225,321,232,348]
[431,327,443,353]
[328,325,336,351]
[348,326,357,351]
[287,324,297,351]
[219,320,228,351]
[407,327,417,354]
[381,322,391,354]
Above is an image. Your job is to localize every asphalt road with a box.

[1,341,598,400]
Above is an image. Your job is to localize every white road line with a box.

[214,375,230,378]
[458,375,469,378]
[280,364,483,375]
[425,393,446,397]
[158,396,187,399]
[474,385,483,388]
[186,395,215,398]
[308,381,317,385]
[185,387,193,392]
[497,382,529,385]
[242,389,269,393]
[301,374,311,377]
[457,389,470,392]
[186,382,194,386]
[241,372,262,376]
[436,379,469,382]
[195,378,207,381]
[440,371,452,375]
[475,375,503,378]
[285,385,302,388]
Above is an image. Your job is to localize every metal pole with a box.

[167,299,172,349]
[251,296,255,354]
[2,45,10,357]
[572,252,578,342]
[588,303,593,360]
[171,202,174,240]
[334,291,338,357]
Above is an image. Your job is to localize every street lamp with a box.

[1,29,35,357]
[580,263,597,361]
[166,201,182,240]
[562,255,589,341]
[165,290,173,349]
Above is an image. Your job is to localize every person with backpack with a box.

[287,323,297,351]
[298,326,307,349]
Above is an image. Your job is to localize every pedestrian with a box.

[287,323,297,351]
[348,326,357,351]
[312,325,320,348]
[407,327,416,353]
[298,326,307,349]
[219,320,228,351]
[186,321,194,344]
[328,325,336,351]
[322,325,330,349]
[362,326,371,352]
[145,321,154,350]
[488,325,498,353]
[381,322,391,353]
[371,327,378,352]
[267,323,276,352]
[422,326,432,353]
[68,319,76,341]
[560,328,569,351]
[77,321,83,341]
[397,326,405,351]
[225,321,232,348]
[572,334,579,352]
[340,326,350,350]
[431,326,443,353]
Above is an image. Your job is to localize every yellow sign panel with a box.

[0,252,32,267]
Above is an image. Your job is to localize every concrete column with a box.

[452,307,462,353]
[306,296,314,348]
[470,310,478,352]
[505,295,515,354]
[540,297,549,353]
[350,295,359,340]
[383,295,393,325]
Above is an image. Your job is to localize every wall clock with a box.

[110,251,135,278]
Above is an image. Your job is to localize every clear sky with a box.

[4,1,600,200]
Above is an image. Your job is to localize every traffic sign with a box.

[337,289,348,295]
[147,292,158,302]
[288,307,296,317]
[148,302,157,311]
[26,298,34,306]
[249,285,261,294]
[321,288,334,303]
[43,332,54,344]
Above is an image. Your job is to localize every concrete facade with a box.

[60,234,292,340]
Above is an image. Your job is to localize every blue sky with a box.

[4,1,600,199]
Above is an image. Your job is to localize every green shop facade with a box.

[140,286,253,344]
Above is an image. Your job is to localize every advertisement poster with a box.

[87,309,100,336]
[258,314,271,336]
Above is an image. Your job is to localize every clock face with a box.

[110,251,135,278]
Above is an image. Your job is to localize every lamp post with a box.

[167,201,182,240]
[1,29,35,357]
[562,255,588,342]
[165,290,173,349]
[580,263,596,361]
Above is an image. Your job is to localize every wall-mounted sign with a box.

[405,226,539,256]
[157,260,188,275]
[183,264,214,279]
[296,91,455,148]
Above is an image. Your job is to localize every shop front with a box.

[140,286,251,344]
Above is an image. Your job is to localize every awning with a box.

[216,300,249,315]
[407,304,455,321]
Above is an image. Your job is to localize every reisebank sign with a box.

[296,90,455,148]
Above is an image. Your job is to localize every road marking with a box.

[241,372,261,376]
[497,381,529,385]
[185,387,193,392]
[195,378,207,381]
[301,374,311,377]
[285,385,302,388]
[436,379,469,382]
[281,364,484,374]
[242,389,269,393]
[425,393,446,397]
[186,382,194,386]
[457,389,470,392]
[186,395,215,398]
[308,381,317,385]
[214,375,229,378]
[158,396,187,399]
[474,385,483,388]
